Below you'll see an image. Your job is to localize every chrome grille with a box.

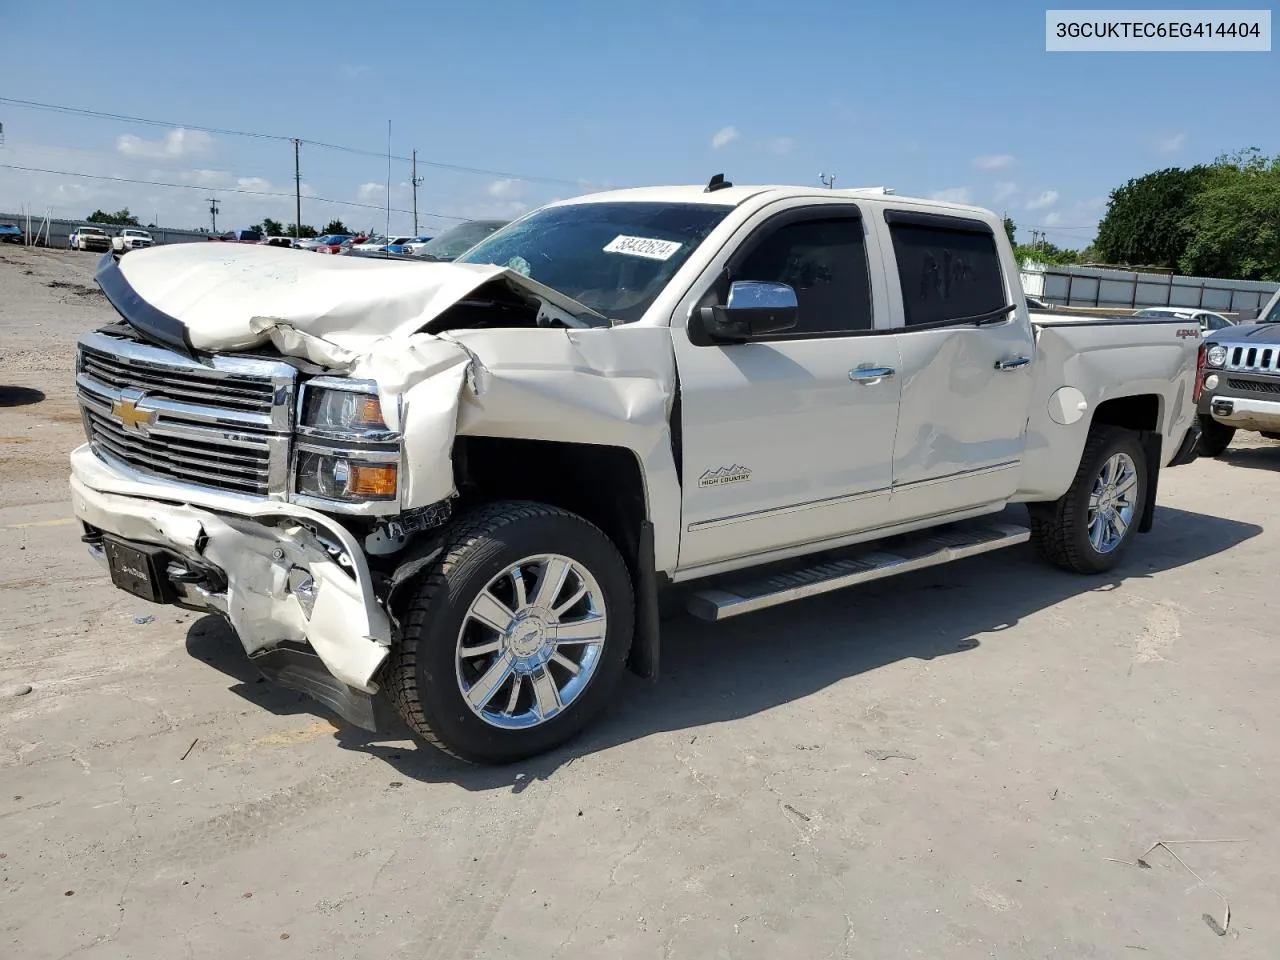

[1223,342,1280,375]
[75,331,296,498]
[79,343,275,413]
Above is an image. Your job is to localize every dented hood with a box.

[99,243,603,355]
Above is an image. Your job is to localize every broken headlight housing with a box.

[292,378,402,511]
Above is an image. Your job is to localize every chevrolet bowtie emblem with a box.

[110,397,155,430]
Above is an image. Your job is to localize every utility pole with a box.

[411,149,424,235]
[819,172,837,189]
[293,138,302,239]
[207,197,219,234]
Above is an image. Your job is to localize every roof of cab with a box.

[550,184,998,219]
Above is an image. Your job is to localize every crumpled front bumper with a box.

[70,443,392,725]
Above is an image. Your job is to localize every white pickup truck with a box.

[69,181,1203,763]
[111,228,155,254]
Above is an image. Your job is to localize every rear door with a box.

[672,201,902,571]
[872,208,1037,523]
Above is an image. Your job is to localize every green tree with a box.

[262,217,285,236]
[1093,166,1210,268]
[248,222,264,236]
[1003,217,1017,246]
[288,223,319,238]
[1180,149,1280,281]
[87,207,141,227]
[322,219,351,235]
[1014,240,1082,267]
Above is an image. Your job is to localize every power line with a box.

[0,95,588,187]
[0,163,470,221]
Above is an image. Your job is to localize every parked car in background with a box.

[316,235,354,254]
[69,226,111,252]
[1133,306,1235,333]
[351,235,409,252]
[212,229,265,244]
[111,228,154,254]
[293,236,328,251]
[386,235,429,254]
[0,222,24,245]
[263,236,297,248]
[406,219,509,261]
[1194,287,1280,455]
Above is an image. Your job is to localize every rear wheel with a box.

[1196,414,1236,456]
[1030,426,1147,574]
[386,501,634,764]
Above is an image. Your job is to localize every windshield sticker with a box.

[603,235,683,261]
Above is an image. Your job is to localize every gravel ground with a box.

[2,246,1279,959]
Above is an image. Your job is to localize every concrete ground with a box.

[2,245,1278,959]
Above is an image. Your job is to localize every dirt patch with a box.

[45,280,101,298]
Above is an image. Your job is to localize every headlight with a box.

[300,379,392,437]
[294,378,401,507]
[1206,344,1228,367]
[295,449,398,501]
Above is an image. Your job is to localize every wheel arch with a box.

[451,435,664,681]
[1085,392,1163,534]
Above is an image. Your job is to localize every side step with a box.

[687,521,1031,622]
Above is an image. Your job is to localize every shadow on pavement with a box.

[1216,443,1280,472]
[0,386,46,408]
[186,504,1262,791]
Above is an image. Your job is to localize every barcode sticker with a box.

[603,235,683,261]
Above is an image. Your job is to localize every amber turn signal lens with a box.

[348,462,398,498]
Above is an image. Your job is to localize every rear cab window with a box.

[883,210,1010,328]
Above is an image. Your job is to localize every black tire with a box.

[1195,414,1235,456]
[385,500,634,765]
[1029,425,1148,574]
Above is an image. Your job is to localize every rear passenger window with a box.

[732,217,873,336]
[886,215,1008,327]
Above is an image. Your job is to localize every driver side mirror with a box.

[699,281,799,343]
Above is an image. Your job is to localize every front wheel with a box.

[386,501,635,764]
[1196,414,1235,456]
[1029,426,1148,574]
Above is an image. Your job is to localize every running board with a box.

[686,521,1030,622]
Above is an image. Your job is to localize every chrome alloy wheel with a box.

[1087,452,1138,554]
[455,554,608,730]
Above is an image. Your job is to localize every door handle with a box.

[994,356,1032,371]
[849,366,896,383]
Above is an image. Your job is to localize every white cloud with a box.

[1043,212,1064,226]
[1081,196,1107,211]
[992,181,1018,203]
[488,178,524,198]
[116,128,213,160]
[1156,132,1186,155]
[356,182,386,202]
[342,64,371,78]
[767,137,794,156]
[973,153,1015,170]
[1026,190,1060,210]
[929,187,973,203]
[178,168,232,188]
[710,126,739,150]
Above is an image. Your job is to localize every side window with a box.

[886,217,1008,328]
[731,217,873,336]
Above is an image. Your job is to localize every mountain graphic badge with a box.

[698,464,752,488]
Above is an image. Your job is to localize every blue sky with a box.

[1,0,1274,246]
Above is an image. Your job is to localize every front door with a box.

[672,204,903,571]
[874,209,1037,522]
